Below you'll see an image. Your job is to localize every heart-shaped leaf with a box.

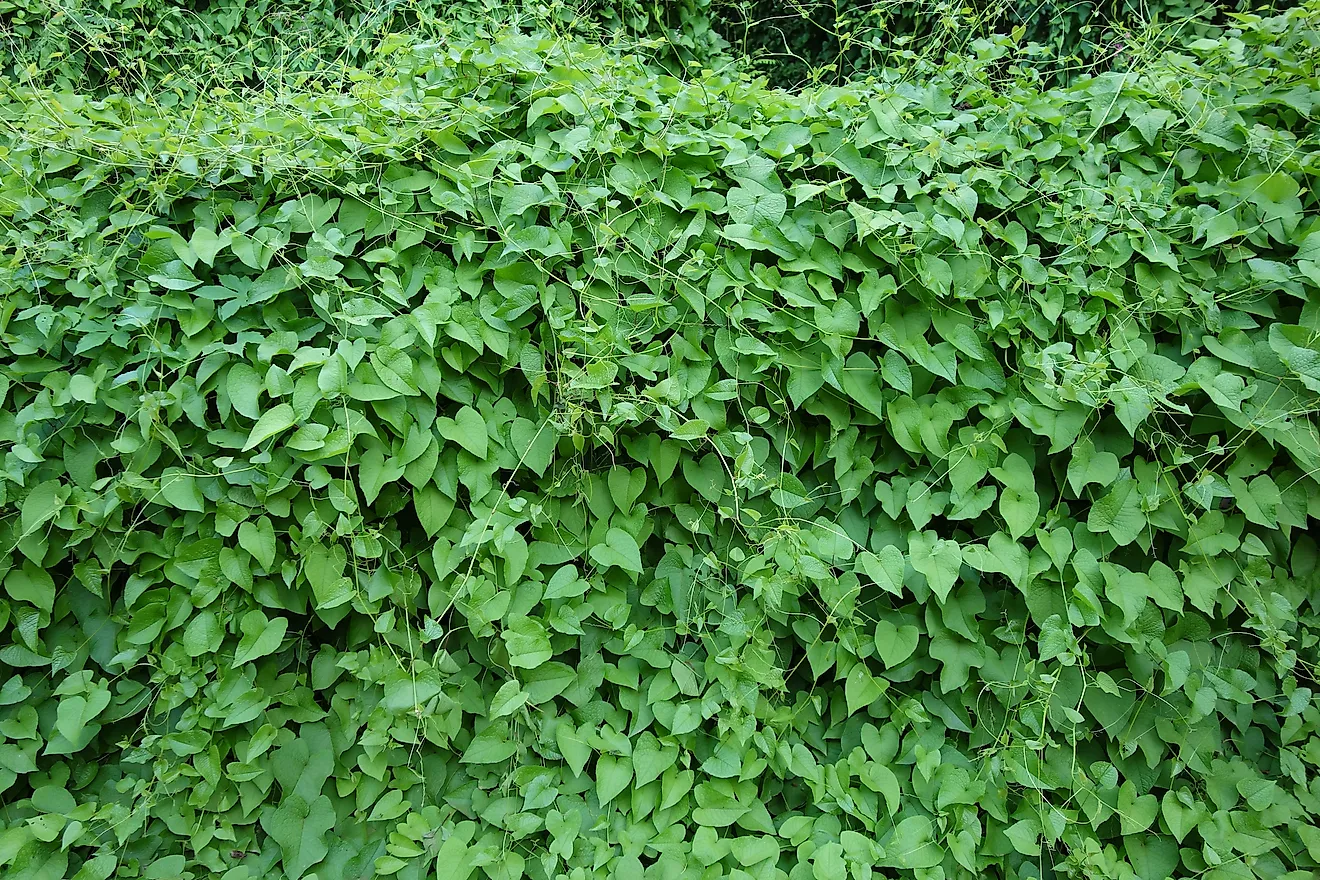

[874,620,920,668]
[438,405,488,459]
[590,527,642,575]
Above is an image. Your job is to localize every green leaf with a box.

[1005,819,1041,856]
[259,793,335,880]
[730,835,780,867]
[502,616,552,668]
[908,531,962,602]
[462,722,518,764]
[857,547,905,596]
[918,254,953,297]
[237,515,276,569]
[1203,211,1238,246]
[73,853,117,880]
[243,403,297,450]
[304,543,353,610]
[510,417,556,475]
[991,454,1039,540]
[381,667,443,713]
[556,722,591,777]
[1161,791,1204,843]
[727,182,786,226]
[1101,563,1149,627]
[845,664,886,715]
[9,31,1319,880]
[874,620,920,668]
[68,374,97,403]
[1118,781,1158,834]
[232,610,288,665]
[357,447,404,505]
[5,563,55,614]
[19,480,64,537]
[1038,614,1076,663]
[589,527,643,575]
[227,363,264,419]
[692,783,748,827]
[433,824,477,880]
[682,453,726,504]
[596,753,633,805]
[489,680,528,718]
[671,702,702,736]
[999,485,1038,540]
[149,259,201,290]
[881,349,912,394]
[157,470,205,512]
[190,226,230,264]
[632,733,679,787]
[55,685,110,748]
[840,353,886,419]
[522,661,576,703]
[1067,438,1120,495]
[439,405,489,459]
[881,815,942,869]
[812,843,846,880]
[1087,479,1145,545]
[1110,378,1153,436]
[760,123,811,158]
[865,763,901,816]
[1270,324,1320,391]
[182,611,223,656]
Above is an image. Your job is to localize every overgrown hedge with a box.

[3,5,1320,880]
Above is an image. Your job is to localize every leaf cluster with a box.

[2,6,1320,880]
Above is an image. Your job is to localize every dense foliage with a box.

[3,0,1273,93]
[0,0,725,94]
[716,0,1288,85]
[3,4,1320,880]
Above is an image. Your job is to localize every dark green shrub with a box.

[2,5,1320,880]
[715,0,1282,85]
